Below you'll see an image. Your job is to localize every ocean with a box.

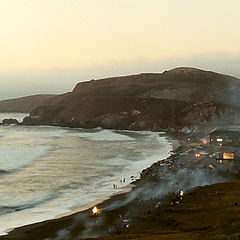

[0,113,172,236]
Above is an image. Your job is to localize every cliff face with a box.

[23,68,240,130]
[0,94,56,113]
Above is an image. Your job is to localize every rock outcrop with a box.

[23,68,240,130]
[2,118,20,125]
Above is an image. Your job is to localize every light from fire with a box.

[92,206,101,215]
[180,190,184,197]
[223,152,234,160]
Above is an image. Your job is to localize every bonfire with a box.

[92,206,101,215]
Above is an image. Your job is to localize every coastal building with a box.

[209,129,240,146]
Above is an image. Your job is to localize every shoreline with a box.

[56,132,177,220]
[0,178,144,240]
[0,130,177,239]
[1,182,142,239]
[56,183,135,219]
[2,130,240,239]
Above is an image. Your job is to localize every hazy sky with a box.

[0,0,240,100]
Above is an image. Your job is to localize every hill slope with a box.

[23,68,240,130]
[0,94,56,113]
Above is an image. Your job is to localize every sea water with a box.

[0,113,172,235]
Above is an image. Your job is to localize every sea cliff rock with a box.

[2,118,20,125]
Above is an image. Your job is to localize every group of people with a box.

[113,178,126,189]
[120,178,126,182]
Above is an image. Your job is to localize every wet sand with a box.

[56,183,135,219]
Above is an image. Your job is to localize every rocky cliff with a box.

[23,68,240,130]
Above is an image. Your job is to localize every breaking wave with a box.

[0,146,51,172]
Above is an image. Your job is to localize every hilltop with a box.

[23,68,240,130]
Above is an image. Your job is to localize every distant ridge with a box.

[0,94,56,113]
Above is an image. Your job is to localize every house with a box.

[209,129,240,146]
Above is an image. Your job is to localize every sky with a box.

[0,0,240,100]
